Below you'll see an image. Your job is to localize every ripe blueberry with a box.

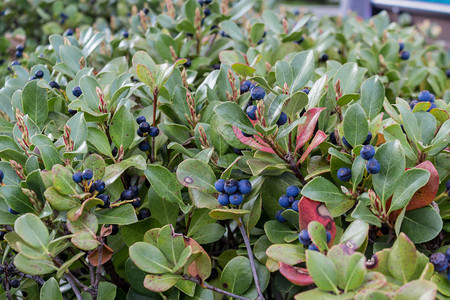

[224,180,238,194]
[204,0,212,3]
[123,31,129,38]
[16,45,24,52]
[363,132,372,145]
[360,145,375,160]
[301,88,310,94]
[35,70,44,78]
[308,244,319,251]
[342,136,352,148]
[246,105,257,120]
[400,51,410,60]
[215,179,226,193]
[294,37,304,44]
[250,86,265,100]
[136,116,146,124]
[292,200,299,212]
[218,193,230,206]
[143,8,150,14]
[139,140,150,151]
[366,158,381,174]
[204,8,211,16]
[138,208,151,220]
[276,112,288,126]
[299,229,311,245]
[129,185,139,197]
[149,126,159,137]
[82,169,93,180]
[319,54,328,62]
[132,198,142,208]
[279,195,290,208]
[10,279,20,288]
[93,180,105,192]
[229,193,243,205]
[446,69,450,79]
[139,122,150,133]
[8,208,19,215]
[184,58,191,68]
[97,194,110,208]
[330,131,337,145]
[0,169,3,182]
[430,253,448,273]
[73,171,83,183]
[326,231,331,243]
[0,231,5,241]
[68,108,76,115]
[446,180,450,191]
[427,103,437,112]
[337,167,352,182]
[275,210,286,222]
[286,186,300,198]
[240,80,251,93]
[108,224,119,235]
[418,90,433,102]
[49,81,60,89]
[445,248,450,262]
[15,51,23,58]
[137,129,144,137]
[72,86,82,97]
[399,42,404,52]
[11,61,20,66]
[65,29,74,36]
[409,100,418,110]
[238,179,252,194]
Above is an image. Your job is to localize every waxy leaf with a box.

[214,102,256,135]
[343,103,369,147]
[143,274,182,292]
[176,159,216,193]
[129,242,172,274]
[279,263,314,286]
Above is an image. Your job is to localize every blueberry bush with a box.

[0,0,449,299]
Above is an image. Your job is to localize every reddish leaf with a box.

[299,130,327,163]
[88,243,114,266]
[298,197,336,246]
[295,107,325,152]
[233,126,275,153]
[279,262,314,286]
[183,236,211,282]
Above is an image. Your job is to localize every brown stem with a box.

[16,272,45,285]
[183,275,251,300]
[64,274,83,300]
[92,241,104,300]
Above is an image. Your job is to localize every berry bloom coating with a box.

[445,247,450,262]
[0,169,3,182]
[82,169,93,180]
[366,158,381,174]
[363,132,372,145]
[277,112,288,126]
[97,194,110,208]
[72,171,83,183]
[410,100,418,110]
[123,31,129,38]
[279,195,291,208]
[301,88,310,94]
[215,179,226,193]
[292,200,299,212]
[286,186,300,198]
[138,208,151,220]
[326,231,331,243]
[93,180,105,192]
[399,42,404,52]
[342,136,352,148]
[418,90,433,102]
[132,198,142,208]
[251,86,265,100]
[427,103,437,112]
[149,127,160,137]
[275,210,286,222]
[299,229,311,245]
[224,180,238,194]
[337,167,352,182]
[229,193,243,205]
[238,179,252,194]
[139,122,150,133]
[241,131,253,138]
[139,140,150,151]
[35,70,44,78]
[72,86,82,97]
[360,145,375,160]
[246,105,257,120]
[49,81,60,89]
[400,51,410,60]
[330,131,337,145]
[136,116,146,124]
[137,129,144,137]
[308,244,319,251]
[10,279,20,288]
[203,8,211,16]
[121,189,134,200]
[8,208,19,215]
[430,253,448,273]
[218,193,230,206]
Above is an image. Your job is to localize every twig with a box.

[183,275,251,300]
[238,218,265,300]
[16,272,45,285]
[92,241,104,300]
[150,88,159,163]
[64,274,83,300]
[5,279,12,300]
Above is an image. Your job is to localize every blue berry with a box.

[238,180,252,194]
[446,69,450,79]
[229,193,243,206]
[319,54,328,62]
[257,39,264,45]
[82,169,93,180]
[250,86,265,100]
[445,248,450,262]
[136,116,146,124]
[8,208,19,215]
[301,88,310,94]
[35,70,44,78]
[65,29,74,36]
[198,0,204,5]
[366,158,381,174]
[143,8,150,14]
[330,131,337,145]
[337,167,352,182]
[220,31,230,38]
[28,76,37,81]
[400,51,410,60]
[363,132,372,145]
[427,103,437,112]
[215,179,226,193]
[342,136,352,148]
[15,51,23,58]
[399,42,404,52]
[275,210,286,222]
[240,81,251,93]
[308,244,319,251]
[224,180,238,194]
[446,180,450,192]
[49,81,60,89]
[430,253,448,273]
[286,186,300,198]
[299,229,311,245]
[276,112,288,126]
[292,200,299,212]
[246,105,257,120]
[279,195,291,208]
[120,189,134,200]
[138,208,151,220]
[93,180,105,192]
[410,100,418,110]
[241,131,253,138]
[0,170,3,182]
[203,8,211,16]
[139,140,150,151]
[149,127,160,137]
[137,129,144,137]
[326,231,331,243]
[11,61,20,66]
[72,171,83,183]
[418,90,433,102]
[72,86,82,97]
[97,194,110,208]
[123,31,129,38]
[132,198,142,208]
[16,45,24,52]
[184,58,191,68]
[218,193,229,206]
[360,145,375,160]
[139,122,150,133]
[204,0,212,3]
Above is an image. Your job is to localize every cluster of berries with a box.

[410,90,437,112]
[0,263,21,290]
[73,169,108,208]
[337,144,380,182]
[429,248,450,281]
[214,179,252,206]
[298,228,331,251]
[28,69,44,81]
[276,186,301,223]
[399,42,410,60]
[198,0,212,17]
[60,12,68,25]
[136,115,159,151]
[15,45,24,59]
[120,185,142,208]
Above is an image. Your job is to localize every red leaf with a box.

[88,244,114,266]
[279,262,314,286]
[233,126,275,153]
[183,236,212,282]
[298,196,336,246]
[299,130,327,163]
[295,107,325,152]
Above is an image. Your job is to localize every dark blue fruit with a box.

[11,61,20,66]
[299,229,311,245]
[184,58,191,68]
[8,208,19,215]
[0,170,3,182]
[16,45,24,52]
[241,131,253,138]
[360,145,375,160]
[136,116,146,124]
[445,247,450,262]
[72,86,82,97]
[28,76,37,81]
[139,140,150,151]
[129,185,139,197]
[277,112,288,126]
[319,54,328,62]
[9,279,20,288]
[279,195,290,208]
[363,132,372,145]
[35,70,44,78]
[326,231,331,243]
[246,105,257,120]
[446,69,450,79]
[418,90,433,102]
[410,100,418,110]
[250,86,265,100]
[97,194,110,208]
[149,127,159,137]
[286,186,300,198]
[275,210,286,222]
[123,31,129,38]
[218,193,229,206]
[120,190,133,201]
[229,193,243,205]
[430,253,448,273]
[399,42,404,52]
[366,158,381,174]
[65,29,74,36]
[73,171,83,183]
[137,129,144,137]
[203,8,211,16]
[446,180,450,192]
[238,179,252,194]
[330,131,337,145]
[49,81,60,89]
[400,51,410,60]
[132,198,142,208]
[308,244,319,251]
[224,180,238,194]
[337,167,352,182]
[139,122,150,133]
[342,136,352,148]
[108,224,119,235]
[427,103,437,112]
[82,169,93,180]
[215,179,226,193]
[15,51,23,58]
[138,208,151,220]
[93,180,105,192]
[301,88,310,94]
[240,81,251,94]
[292,200,299,212]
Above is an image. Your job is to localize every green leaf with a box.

[22,80,48,126]
[14,253,56,275]
[157,225,185,265]
[129,242,172,274]
[275,60,293,88]
[209,209,250,221]
[109,105,135,150]
[214,102,256,135]
[343,103,369,147]
[395,280,437,300]
[98,282,117,300]
[136,64,155,90]
[143,274,182,292]
[400,205,443,243]
[266,244,305,265]
[30,135,63,170]
[339,220,369,249]
[290,50,315,93]
[94,204,138,225]
[147,187,178,226]
[344,253,366,292]
[40,278,62,300]
[301,177,347,203]
[79,76,101,112]
[351,156,366,190]
[388,169,430,213]
[220,256,253,295]
[52,165,77,195]
[306,250,339,293]
[102,155,146,186]
[144,165,183,206]
[0,185,36,213]
[387,233,417,283]
[333,62,361,95]
[308,221,328,251]
[87,127,113,157]
[372,140,405,207]
[361,76,385,119]
[264,220,297,244]
[250,23,265,45]
[44,187,80,211]
[176,159,216,193]
[232,63,255,77]
[15,214,49,249]
[396,105,420,145]
[66,112,88,150]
